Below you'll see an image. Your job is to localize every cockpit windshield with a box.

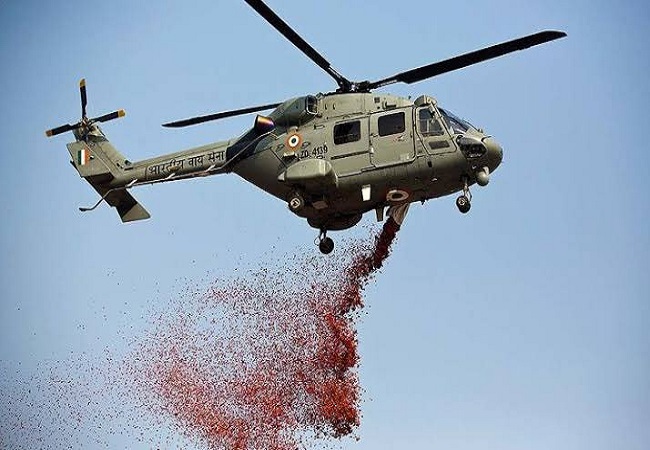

[439,108,474,134]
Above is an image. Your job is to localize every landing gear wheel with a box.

[316,229,334,254]
[456,175,472,214]
[456,195,471,214]
[287,191,305,213]
[319,237,334,254]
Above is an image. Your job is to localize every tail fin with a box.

[46,78,149,223]
[67,135,150,223]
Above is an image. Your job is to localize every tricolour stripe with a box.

[77,148,90,165]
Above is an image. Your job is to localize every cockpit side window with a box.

[418,108,444,136]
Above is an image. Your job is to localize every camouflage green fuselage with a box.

[71,91,502,230]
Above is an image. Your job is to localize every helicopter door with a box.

[369,108,415,167]
[330,117,371,176]
[415,106,455,154]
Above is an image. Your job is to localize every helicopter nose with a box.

[482,137,503,170]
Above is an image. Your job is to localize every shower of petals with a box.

[1,218,400,449]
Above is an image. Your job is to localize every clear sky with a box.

[1,0,649,449]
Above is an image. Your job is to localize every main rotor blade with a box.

[80,78,88,119]
[243,0,352,91]
[365,30,567,90]
[93,109,126,123]
[162,103,282,128]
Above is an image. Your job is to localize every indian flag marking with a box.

[77,147,90,165]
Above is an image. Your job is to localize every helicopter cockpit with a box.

[413,95,476,137]
[414,95,502,175]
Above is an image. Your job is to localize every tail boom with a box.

[66,128,232,223]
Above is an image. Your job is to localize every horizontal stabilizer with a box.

[103,189,150,223]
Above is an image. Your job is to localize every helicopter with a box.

[46,0,566,254]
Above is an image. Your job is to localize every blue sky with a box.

[1,0,649,448]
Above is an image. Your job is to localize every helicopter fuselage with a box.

[98,91,502,232]
[234,92,502,230]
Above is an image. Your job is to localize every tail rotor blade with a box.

[45,123,76,137]
[46,78,125,138]
[93,109,126,123]
[80,78,88,119]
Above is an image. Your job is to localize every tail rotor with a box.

[45,78,125,138]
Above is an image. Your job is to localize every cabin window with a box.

[378,112,405,137]
[334,121,361,145]
[418,108,444,136]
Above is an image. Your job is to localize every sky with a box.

[1,0,649,448]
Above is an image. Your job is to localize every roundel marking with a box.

[286,132,303,150]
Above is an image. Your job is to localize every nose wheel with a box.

[456,177,472,214]
[316,229,334,254]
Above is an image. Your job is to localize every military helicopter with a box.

[46,0,565,254]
